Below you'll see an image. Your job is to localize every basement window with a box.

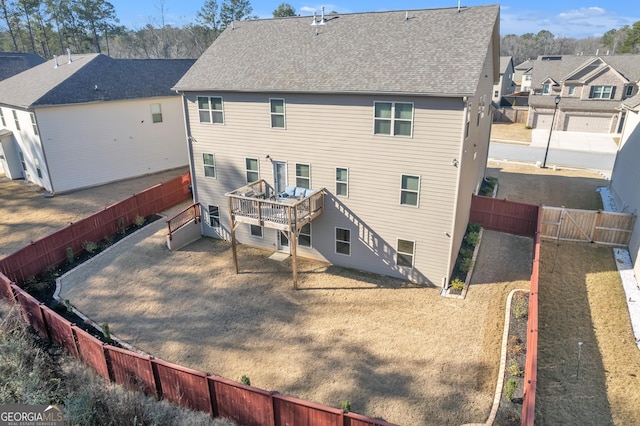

[396,239,415,268]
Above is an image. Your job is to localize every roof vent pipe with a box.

[320,6,325,25]
[405,11,408,21]
[311,11,317,25]
[458,0,461,13]
[53,55,59,68]
[67,48,72,64]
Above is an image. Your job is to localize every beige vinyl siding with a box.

[35,97,187,193]
[189,92,465,284]
[610,107,640,280]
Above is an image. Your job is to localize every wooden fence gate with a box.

[540,207,635,247]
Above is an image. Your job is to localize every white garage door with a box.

[533,113,554,129]
[564,115,612,133]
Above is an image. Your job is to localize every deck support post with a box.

[228,202,239,274]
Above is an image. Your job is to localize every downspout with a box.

[178,92,198,205]
[443,96,468,290]
[32,109,56,194]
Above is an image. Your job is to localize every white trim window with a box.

[30,113,38,135]
[299,223,311,247]
[400,175,420,207]
[198,96,224,124]
[12,110,20,130]
[336,167,348,197]
[589,85,615,99]
[245,157,259,183]
[34,157,42,178]
[626,86,634,97]
[396,239,415,268]
[373,101,413,137]
[568,85,575,96]
[208,205,220,227]
[295,163,310,189]
[542,83,551,95]
[0,108,5,126]
[203,153,216,178]
[151,103,163,123]
[465,102,471,138]
[250,224,263,238]
[335,227,351,256]
[270,98,285,128]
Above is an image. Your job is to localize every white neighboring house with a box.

[610,93,640,279]
[0,53,194,193]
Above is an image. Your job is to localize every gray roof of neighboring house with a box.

[529,95,622,110]
[0,52,45,81]
[174,5,500,97]
[514,59,534,71]
[530,54,640,89]
[499,56,513,74]
[0,54,195,109]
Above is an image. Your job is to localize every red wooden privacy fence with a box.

[0,172,394,426]
[470,194,541,425]
[0,172,192,283]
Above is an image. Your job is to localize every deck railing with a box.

[167,203,201,240]
[226,180,324,229]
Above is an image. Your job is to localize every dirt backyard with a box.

[3,161,639,425]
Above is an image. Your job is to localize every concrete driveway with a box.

[529,129,618,153]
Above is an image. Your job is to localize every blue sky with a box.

[111,1,638,39]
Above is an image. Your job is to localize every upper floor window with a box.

[568,85,575,96]
[590,85,615,99]
[400,174,420,207]
[542,83,551,95]
[524,75,532,81]
[626,86,634,97]
[203,153,216,178]
[30,113,38,135]
[12,110,20,130]
[336,167,348,197]
[295,163,310,189]
[270,99,285,128]
[245,157,259,183]
[374,102,413,137]
[0,108,5,126]
[198,96,224,124]
[151,103,163,123]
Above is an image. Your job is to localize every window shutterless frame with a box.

[400,174,420,207]
[245,157,259,183]
[295,163,310,189]
[335,167,348,197]
[269,98,286,129]
[335,227,351,256]
[373,101,414,137]
[203,153,216,178]
[197,96,224,124]
[396,238,415,268]
[208,205,220,227]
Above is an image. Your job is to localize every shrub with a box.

[341,400,351,412]
[133,214,145,227]
[504,379,517,401]
[101,235,114,249]
[101,323,111,342]
[82,240,99,254]
[451,278,465,291]
[66,247,75,264]
[507,359,523,377]
[464,231,480,247]
[240,375,251,386]
[64,299,73,313]
[459,247,474,259]
[507,335,524,356]
[467,223,481,234]
[459,257,474,273]
[513,295,528,319]
[118,217,126,234]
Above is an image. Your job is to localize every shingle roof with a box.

[174,5,500,96]
[514,59,534,71]
[530,55,640,89]
[623,93,640,110]
[499,56,513,74]
[0,54,195,109]
[0,52,45,81]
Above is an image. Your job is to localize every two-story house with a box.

[610,93,640,280]
[492,56,515,105]
[0,52,45,81]
[527,55,640,134]
[513,59,534,92]
[0,53,194,193]
[173,6,500,286]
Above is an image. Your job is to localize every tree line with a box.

[1,1,638,61]
[502,21,640,65]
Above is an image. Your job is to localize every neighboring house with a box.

[609,93,640,280]
[173,6,500,286]
[0,53,194,193]
[492,56,515,104]
[513,59,534,92]
[527,54,640,133]
[0,52,45,81]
